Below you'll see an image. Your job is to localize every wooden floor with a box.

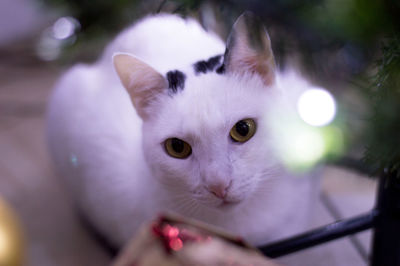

[0,61,110,265]
[0,59,377,265]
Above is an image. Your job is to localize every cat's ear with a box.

[113,53,167,119]
[223,12,276,86]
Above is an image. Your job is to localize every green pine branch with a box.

[363,36,400,178]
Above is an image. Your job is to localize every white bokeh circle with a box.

[297,88,336,127]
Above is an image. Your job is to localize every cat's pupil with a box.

[236,121,249,136]
[171,138,184,153]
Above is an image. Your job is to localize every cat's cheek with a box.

[149,152,198,188]
[227,136,276,200]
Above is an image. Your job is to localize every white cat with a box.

[47,12,317,250]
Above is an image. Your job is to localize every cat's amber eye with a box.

[164,138,192,159]
[230,119,256,143]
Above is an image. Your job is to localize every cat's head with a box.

[114,12,281,211]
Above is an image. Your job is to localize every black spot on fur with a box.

[194,61,208,74]
[194,55,223,74]
[216,47,229,74]
[166,70,186,94]
[216,63,225,74]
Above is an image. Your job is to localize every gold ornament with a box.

[0,197,24,266]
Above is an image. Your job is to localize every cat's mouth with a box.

[217,199,240,209]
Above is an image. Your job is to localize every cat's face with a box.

[114,12,280,211]
[142,72,280,210]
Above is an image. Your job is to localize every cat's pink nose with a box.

[208,182,231,199]
[210,187,227,199]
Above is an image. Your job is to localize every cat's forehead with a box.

[155,70,268,140]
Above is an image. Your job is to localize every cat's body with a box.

[47,13,317,249]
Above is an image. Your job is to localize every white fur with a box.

[47,14,317,247]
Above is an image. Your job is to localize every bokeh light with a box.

[163,225,179,238]
[36,32,62,61]
[275,122,326,171]
[52,17,79,40]
[70,154,78,168]
[274,122,345,171]
[297,88,336,127]
[291,128,325,165]
[0,228,7,259]
[36,16,80,61]
[268,83,344,172]
[169,238,183,251]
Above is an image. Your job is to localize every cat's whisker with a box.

[168,194,192,205]
[185,200,201,217]
[176,197,203,217]
[167,193,204,216]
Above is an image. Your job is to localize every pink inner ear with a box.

[113,54,168,119]
[241,54,275,86]
[128,73,168,120]
[223,12,276,87]
[224,34,276,87]
[228,46,276,87]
